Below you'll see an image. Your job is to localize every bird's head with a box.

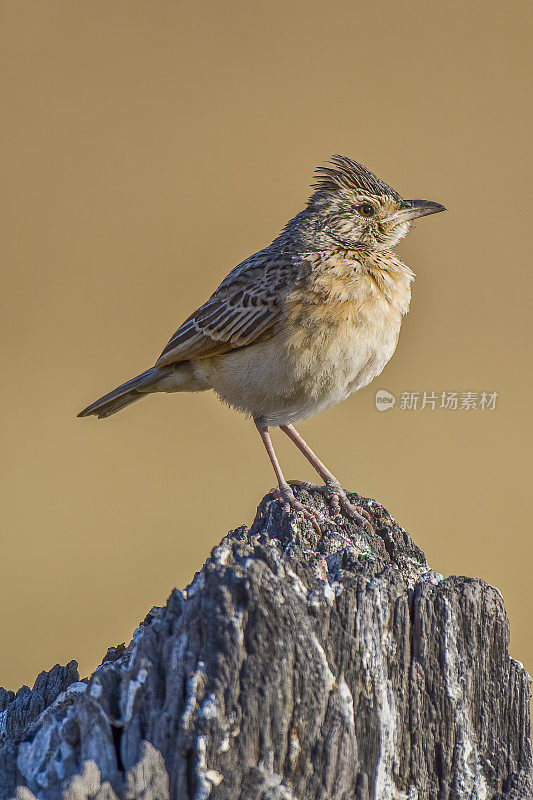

[307,155,445,251]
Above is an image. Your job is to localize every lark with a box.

[79,156,445,531]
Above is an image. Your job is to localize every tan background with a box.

[1,1,532,691]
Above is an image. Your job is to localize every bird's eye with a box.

[358,203,375,217]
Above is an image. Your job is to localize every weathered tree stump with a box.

[1,489,531,799]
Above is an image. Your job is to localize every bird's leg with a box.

[279,424,372,532]
[254,419,322,534]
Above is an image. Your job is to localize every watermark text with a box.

[375,390,499,412]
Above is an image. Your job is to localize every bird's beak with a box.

[382,198,446,224]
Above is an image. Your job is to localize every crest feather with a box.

[311,155,401,201]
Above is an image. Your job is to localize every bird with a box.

[79,155,445,533]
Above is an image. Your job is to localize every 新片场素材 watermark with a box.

[375,390,498,412]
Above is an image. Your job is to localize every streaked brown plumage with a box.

[79,156,445,531]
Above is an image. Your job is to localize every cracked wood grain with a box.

[1,488,531,800]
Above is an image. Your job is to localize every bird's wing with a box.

[155,253,293,367]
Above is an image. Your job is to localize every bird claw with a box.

[336,494,373,533]
[287,480,373,534]
[270,485,323,535]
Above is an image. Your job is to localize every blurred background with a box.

[1,1,532,690]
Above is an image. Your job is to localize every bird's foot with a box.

[288,480,373,533]
[270,484,323,535]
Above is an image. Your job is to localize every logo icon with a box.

[375,389,396,411]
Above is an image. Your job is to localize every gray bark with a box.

[0,489,531,800]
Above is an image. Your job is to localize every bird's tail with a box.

[78,366,170,419]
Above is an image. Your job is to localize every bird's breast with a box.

[283,288,403,398]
